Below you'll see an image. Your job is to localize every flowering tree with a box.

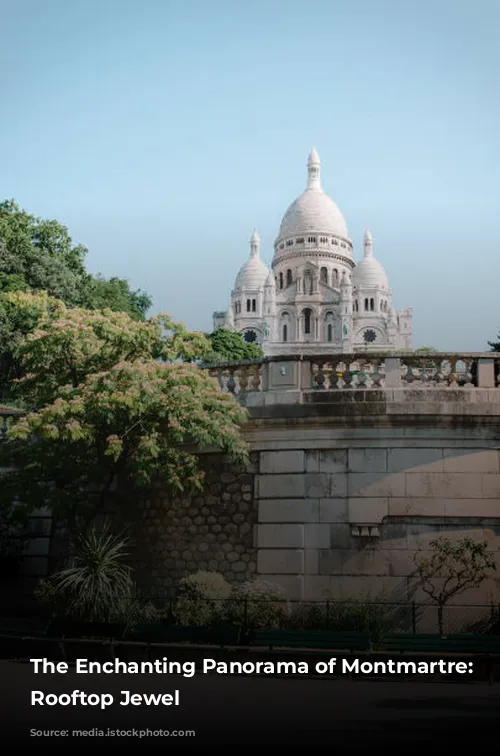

[414,536,496,634]
[0,293,248,529]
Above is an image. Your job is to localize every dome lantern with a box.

[307,147,321,191]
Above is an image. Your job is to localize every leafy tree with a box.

[414,536,496,634]
[0,293,249,530]
[0,200,152,394]
[206,328,264,362]
[85,276,151,322]
[488,333,500,352]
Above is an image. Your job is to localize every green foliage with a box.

[85,276,151,322]
[488,333,500,352]
[173,571,231,626]
[0,498,27,576]
[0,199,152,395]
[288,601,327,630]
[206,328,264,362]
[0,294,248,527]
[288,599,388,644]
[415,536,497,633]
[229,580,290,628]
[36,525,134,621]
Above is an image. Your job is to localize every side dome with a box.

[234,230,270,291]
[277,149,349,240]
[234,256,270,290]
[352,230,389,290]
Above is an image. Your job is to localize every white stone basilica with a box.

[212,149,412,355]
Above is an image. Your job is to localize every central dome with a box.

[277,149,349,240]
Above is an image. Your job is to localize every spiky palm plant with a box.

[49,524,134,621]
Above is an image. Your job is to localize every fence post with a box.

[412,602,416,634]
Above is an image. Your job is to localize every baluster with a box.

[357,363,368,389]
[314,361,326,389]
[226,370,236,394]
[250,364,261,391]
[448,358,458,387]
[343,361,353,388]
[238,367,249,395]
[371,360,383,388]
[462,359,474,387]
[329,361,340,389]
[432,358,444,386]
[418,357,431,383]
[403,363,415,384]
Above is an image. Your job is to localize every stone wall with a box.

[129,453,259,596]
[251,432,500,630]
[27,389,500,632]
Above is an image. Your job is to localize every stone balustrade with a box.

[205,352,500,398]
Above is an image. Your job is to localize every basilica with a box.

[212,149,412,355]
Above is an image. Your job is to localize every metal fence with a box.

[3,595,498,637]
[127,598,500,635]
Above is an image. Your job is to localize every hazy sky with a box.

[2,0,499,350]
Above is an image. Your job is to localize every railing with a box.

[206,358,266,395]
[3,595,498,636]
[204,353,500,397]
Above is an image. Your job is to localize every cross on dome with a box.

[307,147,321,190]
[364,229,373,257]
[250,229,260,256]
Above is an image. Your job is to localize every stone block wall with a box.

[254,443,500,621]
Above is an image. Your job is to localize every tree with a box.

[0,293,249,530]
[414,536,496,634]
[488,333,500,352]
[206,328,264,362]
[0,200,152,394]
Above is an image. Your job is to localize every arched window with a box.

[320,267,328,284]
[304,308,312,335]
[246,299,251,312]
[286,269,293,286]
[370,298,375,311]
[279,272,283,289]
[364,298,369,311]
[283,324,288,342]
[327,323,333,342]
[252,299,256,312]
[333,269,339,286]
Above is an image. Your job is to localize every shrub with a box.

[37,524,134,622]
[327,599,388,645]
[229,580,290,628]
[111,597,165,625]
[289,601,327,630]
[173,571,231,627]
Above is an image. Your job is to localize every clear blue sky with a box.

[2,0,499,350]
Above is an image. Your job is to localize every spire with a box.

[307,147,321,190]
[363,229,373,258]
[250,229,260,257]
